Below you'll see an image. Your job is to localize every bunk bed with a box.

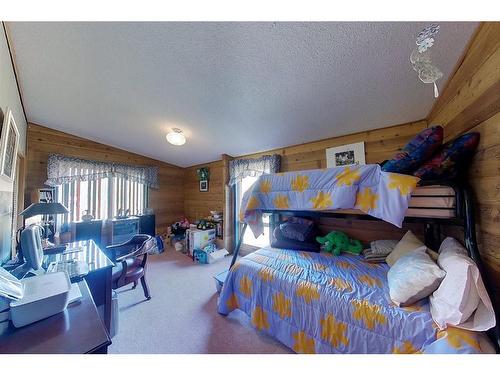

[217,165,499,354]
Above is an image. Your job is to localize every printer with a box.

[0,225,71,328]
[10,271,71,328]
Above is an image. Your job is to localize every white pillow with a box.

[430,237,496,331]
[388,246,446,306]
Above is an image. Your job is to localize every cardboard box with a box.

[186,228,216,256]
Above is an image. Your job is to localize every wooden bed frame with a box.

[229,180,500,352]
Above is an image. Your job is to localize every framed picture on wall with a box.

[38,188,55,203]
[0,109,20,181]
[326,141,366,168]
[199,180,209,192]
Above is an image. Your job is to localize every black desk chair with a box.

[106,234,156,300]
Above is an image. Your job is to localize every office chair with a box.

[106,234,156,300]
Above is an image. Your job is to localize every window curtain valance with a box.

[45,154,160,189]
[228,154,281,186]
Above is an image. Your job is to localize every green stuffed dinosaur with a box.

[316,231,362,256]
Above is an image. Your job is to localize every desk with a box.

[0,280,111,354]
[43,240,114,332]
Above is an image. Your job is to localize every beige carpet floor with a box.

[109,248,292,354]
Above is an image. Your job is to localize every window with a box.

[57,176,149,226]
[235,176,270,248]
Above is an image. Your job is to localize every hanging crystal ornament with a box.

[411,24,443,98]
[416,24,440,45]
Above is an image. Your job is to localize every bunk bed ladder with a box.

[229,222,247,269]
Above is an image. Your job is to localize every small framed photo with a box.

[0,109,20,181]
[326,142,366,168]
[199,180,209,192]
[38,188,55,203]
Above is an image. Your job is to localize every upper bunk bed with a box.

[223,164,498,353]
[233,164,477,262]
[318,182,458,220]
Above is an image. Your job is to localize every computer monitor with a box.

[19,224,44,271]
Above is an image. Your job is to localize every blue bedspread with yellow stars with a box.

[240,164,420,237]
[217,247,492,354]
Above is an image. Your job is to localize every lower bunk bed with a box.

[217,165,499,354]
[218,246,495,354]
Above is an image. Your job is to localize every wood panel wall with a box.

[26,123,185,235]
[181,119,428,248]
[427,22,500,306]
[234,120,429,244]
[183,160,224,222]
[236,119,427,171]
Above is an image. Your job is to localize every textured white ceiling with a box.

[8,22,477,167]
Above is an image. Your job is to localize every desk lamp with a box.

[20,202,69,236]
[3,203,69,274]
[18,202,69,250]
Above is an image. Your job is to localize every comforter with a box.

[239,164,420,238]
[217,247,493,354]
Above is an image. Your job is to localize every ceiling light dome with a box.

[166,128,186,146]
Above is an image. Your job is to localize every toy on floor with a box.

[193,243,219,264]
[316,231,363,256]
[193,249,208,264]
[203,243,217,253]
[197,219,215,230]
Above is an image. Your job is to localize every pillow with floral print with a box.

[382,125,444,174]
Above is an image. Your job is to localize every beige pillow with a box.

[386,230,424,267]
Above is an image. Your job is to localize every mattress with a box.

[326,185,456,219]
[218,247,491,354]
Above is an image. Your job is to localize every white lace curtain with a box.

[228,154,281,186]
[45,154,159,189]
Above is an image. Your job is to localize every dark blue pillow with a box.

[382,126,444,174]
[414,132,480,180]
[279,217,314,242]
[272,226,320,252]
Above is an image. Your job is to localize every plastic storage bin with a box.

[214,270,229,293]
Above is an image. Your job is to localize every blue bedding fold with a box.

[239,164,420,238]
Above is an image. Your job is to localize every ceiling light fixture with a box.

[166,128,186,146]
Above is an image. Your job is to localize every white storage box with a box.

[186,228,216,256]
[208,248,229,264]
[10,272,71,328]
